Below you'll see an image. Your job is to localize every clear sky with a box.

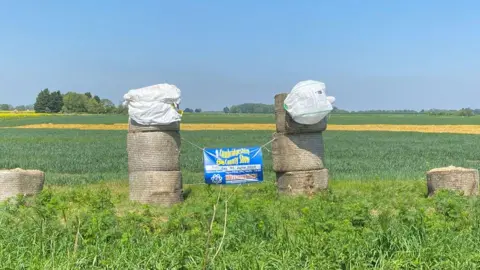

[1,0,479,111]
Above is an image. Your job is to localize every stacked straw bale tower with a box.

[127,118,183,206]
[272,93,329,195]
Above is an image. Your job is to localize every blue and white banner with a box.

[203,146,264,184]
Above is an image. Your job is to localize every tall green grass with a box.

[1,129,479,185]
[1,181,480,269]
[1,113,480,127]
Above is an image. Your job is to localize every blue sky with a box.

[1,0,479,111]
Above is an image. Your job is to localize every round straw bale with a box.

[0,168,45,201]
[272,132,325,172]
[127,131,180,172]
[128,118,180,133]
[274,93,327,134]
[427,166,479,196]
[129,171,183,206]
[276,169,328,195]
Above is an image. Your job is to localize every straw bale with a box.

[427,166,479,196]
[272,132,325,172]
[129,171,183,206]
[276,169,328,195]
[128,118,180,133]
[0,168,44,201]
[127,131,180,172]
[274,93,327,134]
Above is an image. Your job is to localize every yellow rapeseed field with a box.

[0,111,53,120]
[11,123,480,134]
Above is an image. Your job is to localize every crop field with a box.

[1,113,480,268]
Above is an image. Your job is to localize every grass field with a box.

[1,113,480,268]
[2,112,480,127]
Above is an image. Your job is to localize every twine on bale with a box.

[129,171,183,205]
[427,166,479,196]
[128,118,180,133]
[0,168,45,201]
[274,93,327,134]
[127,131,181,172]
[272,132,325,172]
[276,169,329,195]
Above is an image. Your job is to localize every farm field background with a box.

[1,112,480,268]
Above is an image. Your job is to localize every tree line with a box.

[32,89,127,114]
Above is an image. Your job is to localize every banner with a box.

[203,146,263,184]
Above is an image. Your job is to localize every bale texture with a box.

[272,132,325,172]
[129,171,183,206]
[276,169,328,195]
[0,168,45,201]
[128,118,180,133]
[427,166,479,196]
[127,131,181,172]
[274,93,327,134]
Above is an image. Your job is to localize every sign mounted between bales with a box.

[203,146,264,184]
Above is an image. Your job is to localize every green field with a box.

[2,113,480,127]
[1,114,480,269]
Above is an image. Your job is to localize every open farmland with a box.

[1,113,480,268]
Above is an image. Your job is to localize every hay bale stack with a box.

[129,171,183,205]
[127,131,181,172]
[127,117,183,206]
[427,166,479,196]
[271,132,325,172]
[276,169,328,195]
[272,93,329,196]
[0,168,45,201]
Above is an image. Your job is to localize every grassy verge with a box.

[1,180,480,269]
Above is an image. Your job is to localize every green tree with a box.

[184,108,194,113]
[62,92,89,113]
[15,105,26,111]
[116,104,129,114]
[0,104,12,111]
[94,95,101,103]
[84,92,92,99]
[223,106,230,113]
[34,88,51,113]
[101,99,116,113]
[86,99,103,114]
[194,108,202,113]
[48,91,64,113]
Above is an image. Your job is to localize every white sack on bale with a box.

[284,80,335,125]
[123,83,183,126]
[275,93,327,134]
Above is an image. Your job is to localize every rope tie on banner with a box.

[180,137,275,153]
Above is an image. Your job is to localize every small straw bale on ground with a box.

[274,93,327,134]
[127,131,181,172]
[276,169,329,196]
[272,132,325,172]
[0,168,45,201]
[427,166,479,196]
[129,171,183,206]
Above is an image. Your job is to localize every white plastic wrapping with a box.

[123,83,182,125]
[284,80,335,125]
